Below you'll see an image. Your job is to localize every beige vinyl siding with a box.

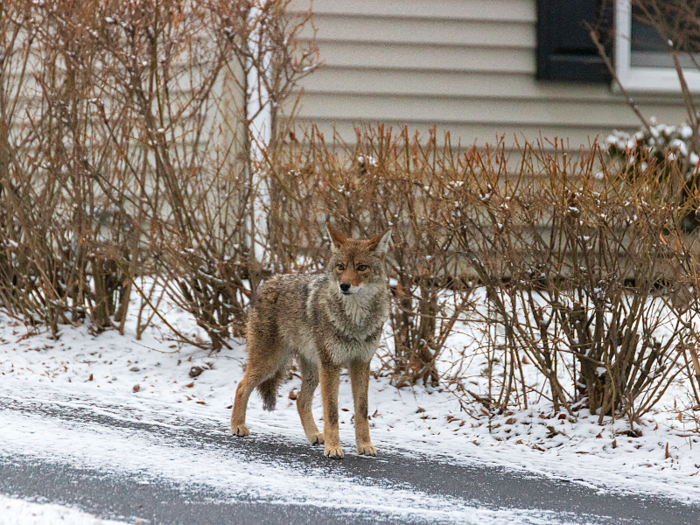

[302,0,536,21]
[288,0,689,149]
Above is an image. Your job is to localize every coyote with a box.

[231,224,391,459]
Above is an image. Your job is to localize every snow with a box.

[0,493,124,525]
[0,410,585,524]
[1,285,700,519]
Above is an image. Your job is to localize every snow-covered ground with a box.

[0,493,123,525]
[1,286,700,521]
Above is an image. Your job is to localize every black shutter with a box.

[536,0,614,83]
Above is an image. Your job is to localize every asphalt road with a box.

[1,395,699,524]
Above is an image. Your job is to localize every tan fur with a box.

[231,224,391,458]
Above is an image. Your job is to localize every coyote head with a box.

[326,223,391,297]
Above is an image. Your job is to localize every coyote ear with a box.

[368,228,392,256]
[326,223,348,250]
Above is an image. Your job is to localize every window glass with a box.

[630,3,700,68]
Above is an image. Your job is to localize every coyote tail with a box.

[257,368,286,411]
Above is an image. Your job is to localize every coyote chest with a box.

[301,274,389,365]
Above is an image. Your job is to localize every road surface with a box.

[1,393,699,524]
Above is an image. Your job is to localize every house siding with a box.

[288,0,689,149]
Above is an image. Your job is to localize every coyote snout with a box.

[230,223,392,459]
[338,280,363,295]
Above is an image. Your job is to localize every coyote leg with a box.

[297,357,323,445]
[320,361,343,458]
[231,372,259,436]
[350,359,376,456]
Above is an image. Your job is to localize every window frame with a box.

[615,0,700,92]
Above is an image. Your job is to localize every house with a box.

[289,0,692,149]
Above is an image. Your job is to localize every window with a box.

[615,0,700,91]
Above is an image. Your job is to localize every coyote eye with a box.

[336,263,345,271]
[357,265,368,271]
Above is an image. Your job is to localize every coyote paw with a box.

[357,442,377,456]
[324,444,345,459]
[231,424,249,437]
[310,432,325,445]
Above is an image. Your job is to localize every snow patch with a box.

[0,494,124,525]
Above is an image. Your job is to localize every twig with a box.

[587,22,652,135]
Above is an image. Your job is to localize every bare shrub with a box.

[0,0,318,346]
[590,0,700,418]
[93,0,253,348]
[0,0,137,334]
[446,139,693,424]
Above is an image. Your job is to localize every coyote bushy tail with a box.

[257,368,286,411]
